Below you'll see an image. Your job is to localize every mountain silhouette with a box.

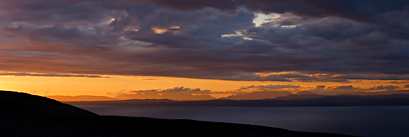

[67,93,409,107]
[275,91,325,100]
[0,91,355,137]
[222,91,292,100]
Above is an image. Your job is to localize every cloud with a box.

[315,85,326,89]
[114,87,214,100]
[132,86,212,94]
[326,85,358,90]
[0,72,108,78]
[220,84,301,100]
[237,84,301,92]
[306,84,409,95]
[390,81,409,84]
[368,85,400,91]
[74,83,409,100]
[0,0,408,82]
[145,0,409,31]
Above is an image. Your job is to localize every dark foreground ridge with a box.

[0,91,97,117]
[0,91,356,137]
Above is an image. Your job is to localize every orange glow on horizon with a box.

[0,73,407,100]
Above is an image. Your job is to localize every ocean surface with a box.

[75,105,409,137]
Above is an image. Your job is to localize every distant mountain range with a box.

[66,93,409,107]
[0,90,354,137]
[48,90,409,102]
[221,91,294,100]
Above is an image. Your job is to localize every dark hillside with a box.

[0,91,355,137]
[0,91,97,117]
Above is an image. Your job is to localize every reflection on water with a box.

[75,105,409,137]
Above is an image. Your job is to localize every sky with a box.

[1,0,409,101]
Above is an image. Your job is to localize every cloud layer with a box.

[114,87,213,100]
[107,83,409,100]
[0,0,408,82]
[0,72,108,78]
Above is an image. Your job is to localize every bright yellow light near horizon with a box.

[0,72,407,98]
[0,74,289,96]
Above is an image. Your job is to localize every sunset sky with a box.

[1,0,409,100]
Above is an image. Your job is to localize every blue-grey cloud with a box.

[0,0,408,82]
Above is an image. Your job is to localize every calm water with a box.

[75,105,409,137]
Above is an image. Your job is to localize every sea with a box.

[74,105,409,137]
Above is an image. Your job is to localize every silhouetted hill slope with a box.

[0,91,355,137]
[67,94,409,107]
[0,91,97,117]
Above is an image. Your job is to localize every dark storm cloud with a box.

[130,0,409,31]
[297,0,409,32]
[0,26,118,49]
[0,0,408,82]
